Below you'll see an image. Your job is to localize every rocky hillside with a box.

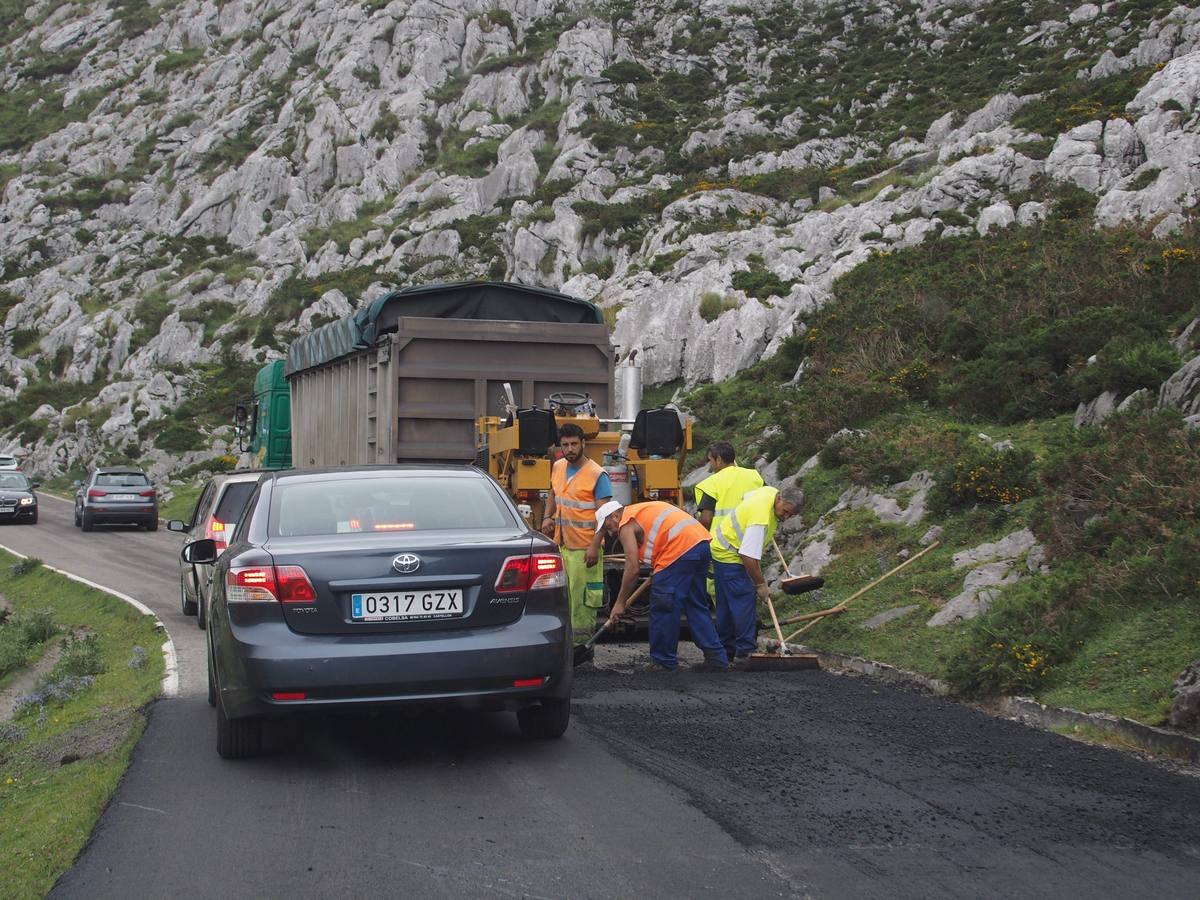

[1,0,1199,479]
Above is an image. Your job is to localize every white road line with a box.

[0,542,180,698]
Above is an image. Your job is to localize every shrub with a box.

[887,359,935,400]
[731,255,795,300]
[698,291,735,322]
[155,421,204,453]
[1126,167,1162,191]
[1072,337,1180,399]
[929,442,1035,513]
[53,633,105,679]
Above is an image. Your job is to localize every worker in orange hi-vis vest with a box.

[541,422,612,653]
[590,500,730,672]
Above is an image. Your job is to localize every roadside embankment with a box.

[0,549,166,899]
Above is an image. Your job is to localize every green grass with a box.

[0,552,164,899]
[159,482,204,523]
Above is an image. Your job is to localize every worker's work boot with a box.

[690,660,731,673]
[643,662,676,673]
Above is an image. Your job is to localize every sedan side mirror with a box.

[72,480,82,489]
[167,520,187,533]
[181,539,219,565]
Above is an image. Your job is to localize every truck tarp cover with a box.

[285,280,603,375]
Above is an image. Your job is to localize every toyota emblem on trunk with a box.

[392,553,421,574]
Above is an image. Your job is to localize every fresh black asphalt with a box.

[4,495,1199,898]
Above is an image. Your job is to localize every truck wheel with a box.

[517,697,571,739]
[81,513,94,532]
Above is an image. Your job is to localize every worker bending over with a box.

[592,500,729,672]
[542,423,612,654]
[711,486,804,664]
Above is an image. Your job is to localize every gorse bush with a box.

[928,442,1036,513]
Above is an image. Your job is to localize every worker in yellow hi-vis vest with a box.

[693,441,763,599]
[541,422,612,653]
[693,442,763,534]
[711,485,804,663]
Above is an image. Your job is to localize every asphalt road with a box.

[4,494,1200,899]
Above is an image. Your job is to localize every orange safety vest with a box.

[620,502,711,573]
[551,457,605,550]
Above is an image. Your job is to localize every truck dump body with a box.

[286,282,613,467]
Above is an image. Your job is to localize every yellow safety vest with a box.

[711,486,779,565]
[694,465,764,538]
[551,457,604,550]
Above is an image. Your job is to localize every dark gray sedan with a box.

[184,466,573,758]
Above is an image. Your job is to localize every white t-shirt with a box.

[739,524,766,561]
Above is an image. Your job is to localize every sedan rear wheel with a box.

[144,518,158,532]
[180,576,197,617]
[196,590,207,630]
[73,506,81,527]
[517,697,571,740]
[215,682,262,759]
[81,512,94,532]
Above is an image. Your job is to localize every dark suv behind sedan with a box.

[183,466,572,759]
[75,467,159,531]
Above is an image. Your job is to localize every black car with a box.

[0,471,39,524]
[183,466,572,759]
[75,467,159,531]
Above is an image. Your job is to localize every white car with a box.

[0,454,19,470]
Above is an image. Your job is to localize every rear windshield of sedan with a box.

[214,481,256,525]
[95,473,150,487]
[0,473,30,490]
[270,476,518,537]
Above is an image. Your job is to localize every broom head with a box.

[780,575,825,595]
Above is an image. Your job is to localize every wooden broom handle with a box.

[782,541,940,644]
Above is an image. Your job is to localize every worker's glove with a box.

[755,582,772,603]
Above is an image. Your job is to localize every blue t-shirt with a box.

[568,462,612,500]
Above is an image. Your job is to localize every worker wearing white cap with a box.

[589,500,729,672]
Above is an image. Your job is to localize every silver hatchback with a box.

[169,471,262,630]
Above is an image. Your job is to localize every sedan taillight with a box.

[205,518,228,552]
[495,554,566,592]
[226,565,316,604]
[139,489,156,498]
[87,489,104,498]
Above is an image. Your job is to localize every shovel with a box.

[573,577,652,667]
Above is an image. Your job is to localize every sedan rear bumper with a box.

[217,611,572,719]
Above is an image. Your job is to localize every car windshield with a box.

[95,473,150,487]
[0,473,29,490]
[270,476,517,537]
[213,481,256,525]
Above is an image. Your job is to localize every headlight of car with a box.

[19,497,35,506]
